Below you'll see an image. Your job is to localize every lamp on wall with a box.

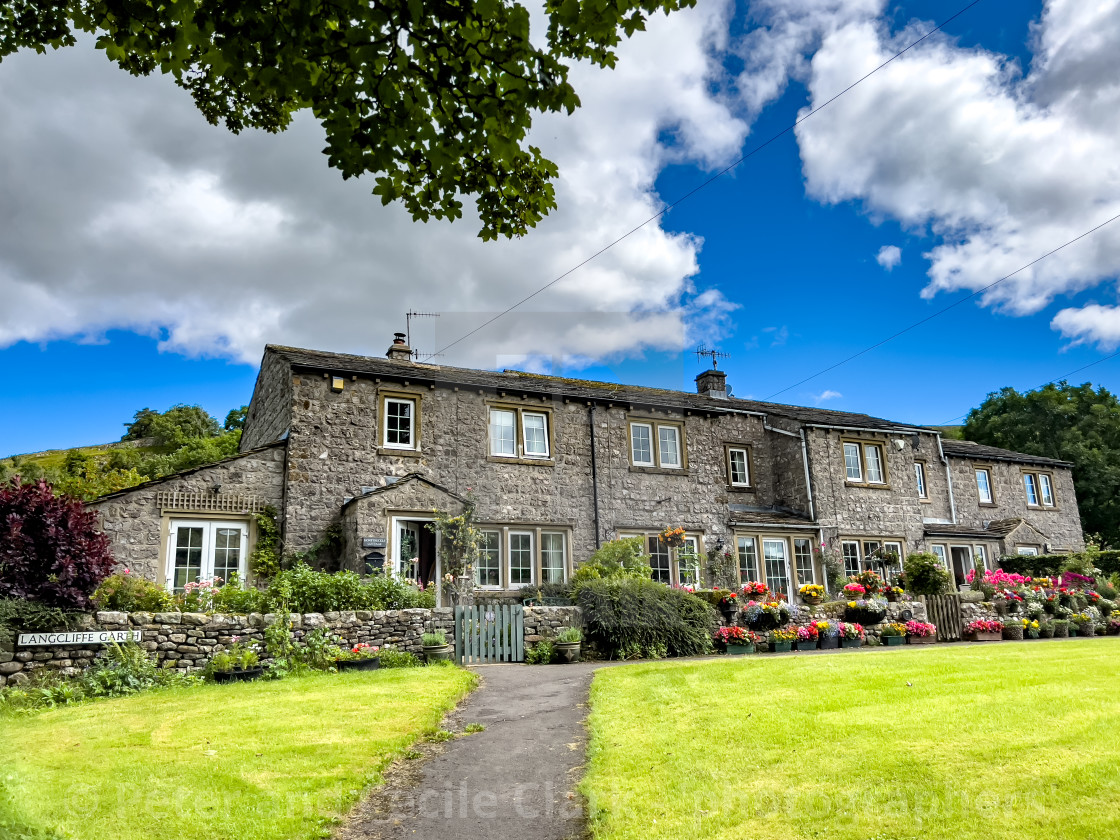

[212,483,222,494]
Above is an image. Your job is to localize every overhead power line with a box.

[764,209,1120,399]
[425,0,986,360]
[937,350,1120,427]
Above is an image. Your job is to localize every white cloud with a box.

[876,245,901,271]
[814,389,843,403]
[0,2,749,368]
[763,325,789,347]
[792,0,1120,342]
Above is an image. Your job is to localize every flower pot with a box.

[841,638,862,649]
[214,667,264,684]
[337,657,381,672]
[882,635,905,646]
[908,634,937,644]
[423,644,454,663]
[965,631,1002,642]
[885,592,899,603]
[769,641,793,653]
[1001,627,1024,641]
[818,636,839,650]
[553,641,581,663]
[794,640,817,651]
[726,643,754,656]
[801,595,824,607]
[1052,623,1069,638]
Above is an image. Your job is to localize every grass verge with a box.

[583,639,1120,840]
[0,667,476,840]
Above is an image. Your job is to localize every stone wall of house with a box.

[947,457,1084,552]
[88,444,287,583]
[807,427,933,550]
[0,606,581,686]
[279,369,799,570]
[240,349,294,450]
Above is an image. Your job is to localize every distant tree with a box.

[123,404,220,448]
[122,407,159,440]
[224,406,248,431]
[0,0,695,240]
[0,478,115,609]
[963,382,1120,547]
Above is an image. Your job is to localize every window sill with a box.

[727,485,756,493]
[844,481,892,490]
[919,498,932,504]
[629,466,689,476]
[377,447,424,458]
[485,456,555,467]
[978,502,997,508]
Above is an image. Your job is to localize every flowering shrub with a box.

[798,583,825,599]
[179,578,222,612]
[740,581,770,600]
[966,568,1031,590]
[880,622,907,637]
[714,626,758,646]
[92,570,174,612]
[1108,619,1120,634]
[815,620,840,639]
[742,600,791,630]
[718,592,738,607]
[1021,618,1041,639]
[796,624,819,641]
[851,570,886,594]
[965,620,1003,634]
[905,620,937,637]
[770,627,797,642]
[843,582,867,596]
[839,622,864,640]
[658,526,686,548]
[1061,571,1095,588]
[337,642,380,661]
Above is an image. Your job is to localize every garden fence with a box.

[919,594,962,641]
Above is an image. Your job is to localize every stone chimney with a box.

[386,332,412,362]
[695,368,728,399]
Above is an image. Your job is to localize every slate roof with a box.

[267,345,925,433]
[340,472,468,511]
[923,518,1051,540]
[728,508,816,527]
[939,439,1072,468]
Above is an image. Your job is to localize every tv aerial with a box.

[695,344,730,369]
[406,311,442,360]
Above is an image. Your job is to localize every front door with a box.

[950,546,972,589]
[762,539,791,601]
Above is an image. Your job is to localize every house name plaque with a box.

[18,630,142,647]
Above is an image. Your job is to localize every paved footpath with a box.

[338,662,604,840]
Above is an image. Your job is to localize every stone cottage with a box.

[90,336,1084,601]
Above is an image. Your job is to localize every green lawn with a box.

[0,667,476,840]
[583,639,1120,840]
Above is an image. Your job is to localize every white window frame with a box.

[737,536,759,582]
[976,468,993,504]
[843,443,863,482]
[864,445,885,484]
[793,538,815,585]
[677,536,700,586]
[522,411,550,459]
[657,426,682,469]
[1017,545,1040,556]
[476,530,503,589]
[1024,473,1040,507]
[930,544,948,569]
[729,448,750,487]
[488,408,517,458]
[914,461,927,498]
[1039,473,1055,507]
[383,397,416,450]
[166,519,249,593]
[508,531,535,586]
[630,423,655,467]
[841,541,861,577]
[973,544,989,571]
[540,531,567,584]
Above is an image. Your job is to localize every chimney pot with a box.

[695,369,728,399]
[387,333,413,361]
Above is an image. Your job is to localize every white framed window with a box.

[489,409,516,457]
[509,532,534,586]
[973,544,989,571]
[476,530,502,588]
[737,536,759,581]
[865,446,884,483]
[646,536,672,584]
[930,544,948,569]
[631,423,654,466]
[677,536,700,586]
[881,541,903,577]
[976,468,993,504]
[541,532,566,584]
[915,462,927,498]
[167,520,249,593]
[1017,545,1040,556]
[728,448,750,487]
[1024,473,1039,506]
[383,397,416,449]
[793,538,815,585]
[841,541,861,577]
[1039,473,1055,507]
[762,539,790,598]
[843,443,863,482]
[658,426,682,469]
[523,412,549,458]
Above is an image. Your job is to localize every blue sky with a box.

[4,0,1120,456]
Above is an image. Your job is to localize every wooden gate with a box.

[919,594,963,641]
[455,604,524,664]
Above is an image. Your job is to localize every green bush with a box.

[0,599,82,651]
[264,564,428,613]
[571,538,651,584]
[91,572,174,612]
[902,552,953,596]
[574,578,717,659]
[211,575,268,614]
[526,640,555,664]
[690,589,732,608]
[378,645,422,668]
